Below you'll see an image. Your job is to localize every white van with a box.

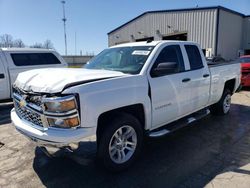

[0,48,67,101]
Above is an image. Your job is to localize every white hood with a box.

[14,68,125,93]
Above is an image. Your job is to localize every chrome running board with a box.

[148,109,210,138]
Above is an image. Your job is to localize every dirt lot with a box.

[0,90,250,188]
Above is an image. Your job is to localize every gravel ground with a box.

[0,90,250,188]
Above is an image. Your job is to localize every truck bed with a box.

[207,61,239,67]
[208,61,241,105]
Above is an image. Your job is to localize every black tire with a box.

[210,89,232,115]
[97,113,143,172]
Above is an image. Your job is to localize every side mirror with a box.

[151,62,178,77]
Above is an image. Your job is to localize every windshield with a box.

[84,46,154,74]
[240,57,250,63]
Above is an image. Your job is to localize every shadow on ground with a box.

[241,87,250,91]
[0,102,13,125]
[32,103,250,188]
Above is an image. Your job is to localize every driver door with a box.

[148,44,192,129]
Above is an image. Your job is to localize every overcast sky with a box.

[0,0,250,55]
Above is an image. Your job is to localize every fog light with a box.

[47,116,80,128]
[65,117,79,127]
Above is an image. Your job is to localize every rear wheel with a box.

[210,89,232,115]
[97,113,143,171]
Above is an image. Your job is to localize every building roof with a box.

[108,6,247,35]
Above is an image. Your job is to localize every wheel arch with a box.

[96,104,145,142]
[224,78,236,94]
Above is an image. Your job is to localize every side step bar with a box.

[148,109,210,138]
[148,129,170,138]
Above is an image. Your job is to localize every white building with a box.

[108,6,250,60]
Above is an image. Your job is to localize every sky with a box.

[0,0,250,55]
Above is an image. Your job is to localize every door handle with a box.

[182,78,191,82]
[203,74,210,78]
[0,73,5,79]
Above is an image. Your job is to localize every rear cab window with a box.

[11,53,61,66]
[185,45,204,70]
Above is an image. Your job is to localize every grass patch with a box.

[68,65,82,68]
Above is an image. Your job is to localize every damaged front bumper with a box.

[11,109,96,156]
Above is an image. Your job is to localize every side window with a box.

[185,45,203,70]
[151,45,185,77]
[11,53,61,66]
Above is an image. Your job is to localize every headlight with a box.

[43,95,77,113]
[41,95,80,129]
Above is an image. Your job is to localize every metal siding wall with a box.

[217,10,243,60]
[243,17,250,50]
[109,9,217,54]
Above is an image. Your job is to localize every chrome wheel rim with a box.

[109,125,137,164]
[223,94,231,114]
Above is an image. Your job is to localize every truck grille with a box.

[12,86,23,96]
[12,86,80,130]
[13,86,44,128]
[13,86,42,107]
[14,100,43,127]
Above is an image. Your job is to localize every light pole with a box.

[61,1,67,55]
[75,31,77,55]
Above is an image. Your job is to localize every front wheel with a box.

[210,89,232,115]
[97,113,143,171]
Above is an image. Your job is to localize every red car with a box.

[240,55,250,87]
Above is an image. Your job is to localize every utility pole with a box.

[61,1,67,55]
[75,31,77,55]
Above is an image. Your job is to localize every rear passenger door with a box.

[182,45,210,112]
[148,44,194,129]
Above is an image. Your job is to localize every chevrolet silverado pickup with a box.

[0,48,67,101]
[11,41,241,171]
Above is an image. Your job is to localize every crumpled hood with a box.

[14,68,125,93]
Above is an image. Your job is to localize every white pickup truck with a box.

[0,48,67,101]
[11,41,241,171]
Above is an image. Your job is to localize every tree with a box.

[43,39,54,49]
[0,34,55,50]
[0,34,14,47]
[13,39,25,48]
[30,43,43,48]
